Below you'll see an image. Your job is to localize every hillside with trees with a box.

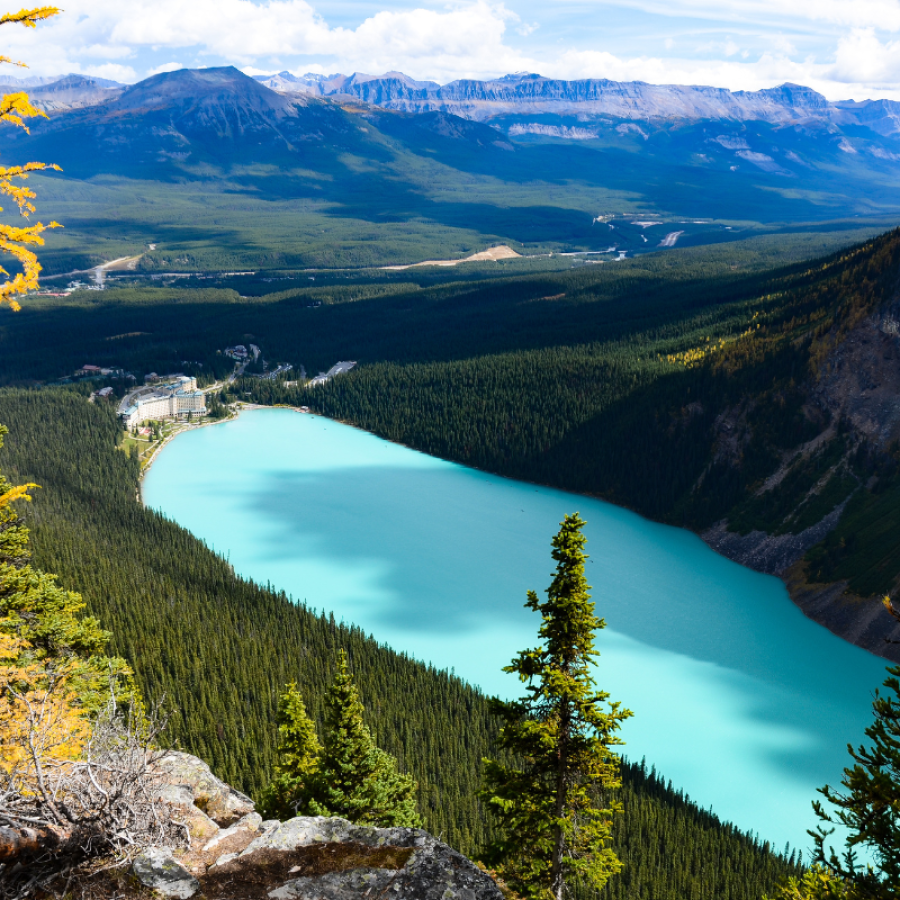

[0,387,804,898]
[2,227,899,652]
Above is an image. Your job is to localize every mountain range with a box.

[5,64,900,275]
[257,70,900,134]
[14,68,900,137]
[6,65,900,189]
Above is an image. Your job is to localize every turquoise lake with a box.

[143,407,888,853]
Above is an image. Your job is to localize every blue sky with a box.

[6,0,900,99]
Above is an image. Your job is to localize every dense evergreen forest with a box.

[0,227,882,385]
[0,388,802,898]
[1,226,898,593]
[250,230,900,596]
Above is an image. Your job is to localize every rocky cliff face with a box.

[255,70,900,135]
[701,298,900,660]
[129,752,502,900]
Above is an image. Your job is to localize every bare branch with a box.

[0,685,183,898]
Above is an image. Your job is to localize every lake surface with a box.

[144,408,887,853]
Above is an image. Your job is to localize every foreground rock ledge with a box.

[132,752,502,900]
[137,816,503,900]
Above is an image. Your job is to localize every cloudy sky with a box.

[5,0,900,100]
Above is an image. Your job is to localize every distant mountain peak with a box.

[497,72,544,82]
[0,72,123,89]
[117,65,287,112]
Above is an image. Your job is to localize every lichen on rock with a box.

[133,754,502,900]
[132,848,200,899]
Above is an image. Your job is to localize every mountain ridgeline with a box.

[6,65,900,276]
[257,70,900,132]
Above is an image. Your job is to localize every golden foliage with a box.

[0,6,62,311]
[764,867,849,900]
[0,481,38,509]
[0,7,61,27]
[663,313,762,368]
[0,624,90,782]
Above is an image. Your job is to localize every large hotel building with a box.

[121,376,207,429]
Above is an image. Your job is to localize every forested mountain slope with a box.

[270,230,900,656]
[6,65,900,275]
[2,229,899,654]
[0,388,801,899]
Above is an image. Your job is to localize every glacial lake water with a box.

[143,408,888,853]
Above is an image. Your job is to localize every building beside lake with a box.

[121,376,207,429]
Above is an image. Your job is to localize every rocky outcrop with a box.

[255,70,900,134]
[701,295,900,660]
[132,754,502,900]
[206,816,503,900]
[784,564,900,662]
[154,750,255,826]
[813,303,900,447]
[702,498,850,576]
[132,849,200,900]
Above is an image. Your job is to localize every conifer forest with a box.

[4,14,900,892]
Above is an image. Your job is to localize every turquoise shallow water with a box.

[143,408,887,852]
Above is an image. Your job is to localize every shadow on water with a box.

[144,409,887,848]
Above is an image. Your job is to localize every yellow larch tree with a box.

[0,624,91,783]
[0,6,61,310]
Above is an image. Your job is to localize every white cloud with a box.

[81,63,139,82]
[79,43,133,60]
[146,61,184,77]
[829,28,900,84]
[1,0,529,84]
[5,0,900,101]
[581,0,900,33]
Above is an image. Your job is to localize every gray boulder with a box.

[205,815,502,900]
[153,750,255,825]
[203,812,265,858]
[240,816,427,856]
[132,847,200,899]
[156,782,220,843]
[268,867,399,899]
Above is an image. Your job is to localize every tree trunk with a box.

[550,700,570,900]
[0,824,66,862]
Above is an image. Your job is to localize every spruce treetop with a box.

[481,512,632,900]
[260,682,322,819]
[310,649,421,828]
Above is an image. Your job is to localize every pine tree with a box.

[0,424,131,712]
[309,649,421,828]
[805,659,900,900]
[480,512,633,900]
[259,682,322,820]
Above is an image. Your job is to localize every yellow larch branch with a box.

[0,483,39,508]
[0,6,62,309]
[0,7,61,28]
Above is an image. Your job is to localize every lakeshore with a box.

[142,406,887,852]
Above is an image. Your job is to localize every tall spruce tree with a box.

[804,658,900,900]
[480,512,633,900]
[259,682,322,820]
[309,649,421,828]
